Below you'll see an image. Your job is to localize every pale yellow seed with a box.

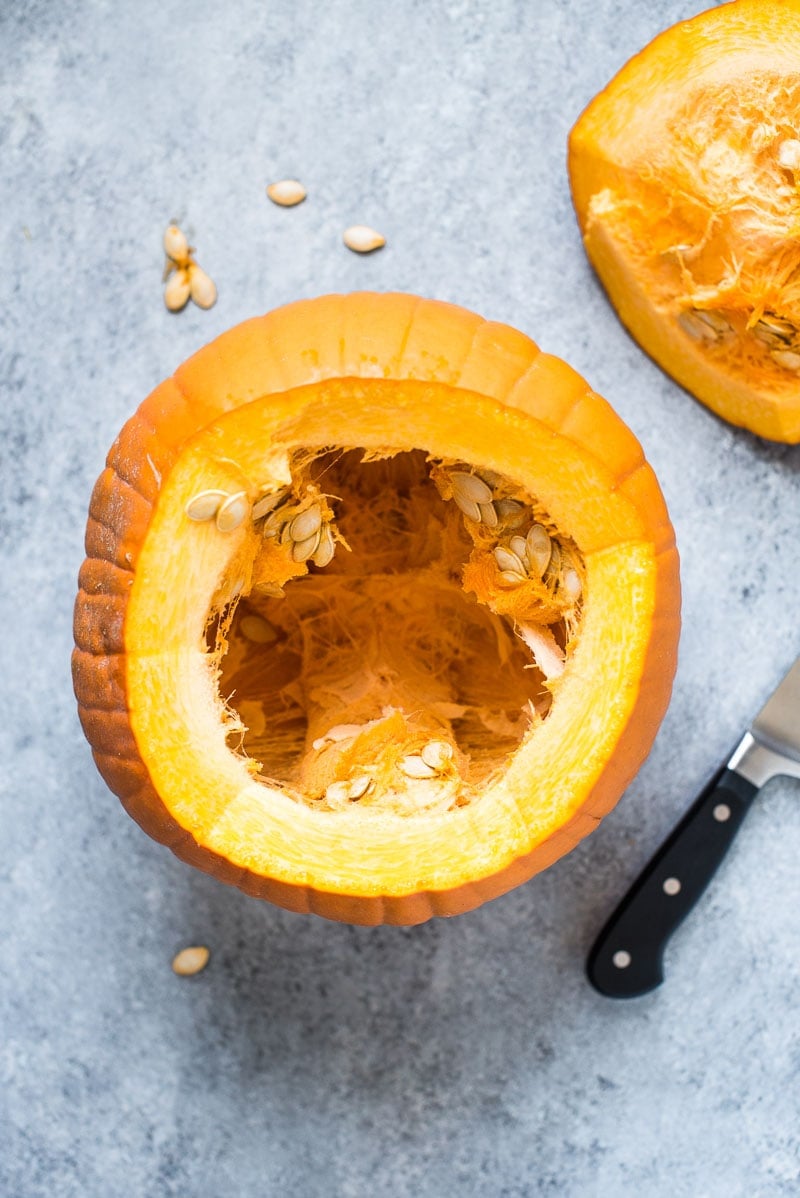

[325,781,351,805]
[313,723,364,751]
[678,310,718,342]
[526,524,551,576]
[479,501,498,528]
[292,530,322,562]
[164,269,191,312]
[185,489,228,521]
[266,179,307,206]
[420,740,453,771]
[215,491,249,532]
[312,524,336,568]
[172,946,210,976]
[400,754,437,780]
[498,569,527,586]
[451,470,493,505]
[239,615,278,644]
[563,568,582,601]
[770,348,800,372]
[189,265,217,310]
[695,309,732,335]
[777,139,800,172]
[494,546,526,575]
[756,315,796,341]
[163,224,189,264]
[343,224,386,253]
[252,488,290,521]
[509,536,529,566]
[263,508,289,538]
[290,505,323,542]
[347,775,372,800]
[452,492,481,522]
[546,542,562,577]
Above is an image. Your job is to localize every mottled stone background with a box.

[2,1,798,1195]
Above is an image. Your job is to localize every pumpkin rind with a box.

[568,0,800,443]
[73,292,680,924]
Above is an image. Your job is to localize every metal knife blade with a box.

[587,655,800,998]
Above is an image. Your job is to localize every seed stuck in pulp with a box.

[185,489,229,521]
[215,491,250,532]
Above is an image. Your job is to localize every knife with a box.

[587,655,800,998]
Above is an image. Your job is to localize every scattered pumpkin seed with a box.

[343,225,386,253]
[188,265,217,310]
[215,491,250,532]
[163,224,190,264]
[400,754,438,780]
[185,489,228,522]
[164,269,191,312]
[266,179,307,206]
[172,946,210,976]
[239,615,278,643]
[420,740,453,771]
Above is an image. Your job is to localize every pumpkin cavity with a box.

[206,447,585,817]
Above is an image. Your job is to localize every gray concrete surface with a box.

[2,1,799,1195]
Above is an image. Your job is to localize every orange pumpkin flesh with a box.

[569,0,800,443]
[73,293,680,925]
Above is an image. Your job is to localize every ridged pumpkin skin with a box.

[569,0,800,443]
[72,292,680,925]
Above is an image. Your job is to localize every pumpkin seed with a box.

[498,570,527,586]
[325,781,351,804]
[188,265,217,310]
[478,501,498,528]
[777,139,800,171]
[239,615,278,643]
[172,946,209,976]
[163,224,189,264]
[754,315,796,343]
[494,546,526,574]
[280,519,295,544]
[546,541,562,577]
[263,508,289,538]
[420,740,453,771]
[216,491,250,532]
[770,348,800,372]
[292,529,322,562]
[348,775,372,800]
[266,179,307,206]
[164,269,191,312]
[450,471,493,505]
[694,309,731,335]
[317,723,363,746]
[526,525,552,575]
[343,225,386,253]
[400,754,437,780]
[678,310,720,342]
[563,568,582,601]
[508,536,529,567]
[252,488,290,521]
[452,492,482,522]
[312,524,336,568]
[185,489,228,521]
[290,505,323,542]
[494,498,526,528]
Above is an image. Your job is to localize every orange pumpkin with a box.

[569,0,800,443]
[72,293,680,925]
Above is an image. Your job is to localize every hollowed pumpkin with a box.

[72,292,680,925]
[569,0,800,443]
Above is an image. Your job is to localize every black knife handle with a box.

[587,768,759,998]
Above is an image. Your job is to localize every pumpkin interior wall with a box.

[211,449,570,815]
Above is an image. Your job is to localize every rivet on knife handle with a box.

[586,767,758,998]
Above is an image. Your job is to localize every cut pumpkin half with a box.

[72,292,680,925]
[569,0,800,443]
